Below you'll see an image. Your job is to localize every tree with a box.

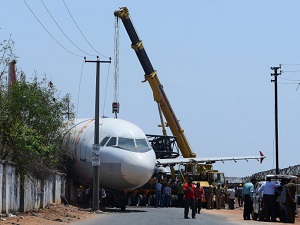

[0,38,74,179]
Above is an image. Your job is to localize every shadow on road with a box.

[100,207,147,213]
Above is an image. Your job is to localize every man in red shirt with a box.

[183,177,196,219]
[195,182,205,214]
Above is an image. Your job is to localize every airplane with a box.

[64,117,265,191]
[64,117,156,190]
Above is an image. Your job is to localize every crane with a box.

[114,7,196,159]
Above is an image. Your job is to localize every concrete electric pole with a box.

[271,65,281,175]
[85,56,111,211]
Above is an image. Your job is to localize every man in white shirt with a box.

[258,177,280,222]
[227,186,235,210]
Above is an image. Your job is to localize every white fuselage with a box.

[64,117,156,190]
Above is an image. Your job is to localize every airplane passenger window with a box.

[100,136,110,146]
[135,139,149,148]
[118,137,135,148]
[106,137,117,146]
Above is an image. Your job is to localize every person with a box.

[242,178,255,220]
[83,186,93,208]
[236,183,243,207]
[276,178,287,222]
[206,184,214,209]
[258,177,280,222]
[100,188,106,199]
[99,187,107,207]
[227,186,235,210]
[154,179,163,207]
[215,184,223,209]
[183,177,196,219]
[176,181,184,208]
[163,184,172,207]
[285,179,296,223]
[221,184,226,209]
[195,182,205,214]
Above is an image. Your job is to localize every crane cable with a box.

[112,16,120,118]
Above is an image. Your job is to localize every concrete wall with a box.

[0,160,66,214]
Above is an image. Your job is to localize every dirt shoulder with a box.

[204,206,300,224]
[0,204,97,225]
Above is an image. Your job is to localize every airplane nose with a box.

[121,152,155,188]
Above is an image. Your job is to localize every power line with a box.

[277,81,300,85]
[40,0,95,57]
[76,58,86,119]
[280,64,300,66]
[62,0,109,59]
[279,77,300,82]
[23,0,84,58]
[281,70,300,73]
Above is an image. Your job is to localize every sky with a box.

[1,1,300,177]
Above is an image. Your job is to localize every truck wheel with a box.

[148,195,155,206]
[147,195,152,206]
[130,195,138,206]
[138,195,146,206]
[170,195,175,207]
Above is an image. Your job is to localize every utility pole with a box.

[85,56,111,211]
[271,65,281,175]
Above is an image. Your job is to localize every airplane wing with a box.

[156,151,265,166]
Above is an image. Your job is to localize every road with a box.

[71,207,282,225]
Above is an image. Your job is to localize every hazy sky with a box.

[1,1,300,177]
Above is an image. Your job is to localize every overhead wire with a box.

[62,0,110,59]
[23,0,84,58]
[280,64,300,66]
[40,0,95,57]
[281,70,300,74]
[279,77,300,82]
[76,58,86,119]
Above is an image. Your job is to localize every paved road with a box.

[71,207,280,225]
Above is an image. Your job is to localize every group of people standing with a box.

[154,179,172,208]
[154,177,205,219]
[206,183,236,210]
[154,175,298,222]
[257,177,297,223]
[243,176,297,223]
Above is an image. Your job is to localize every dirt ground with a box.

[205,206,300,224]
[0,204,97,225]
[0,204,299,225]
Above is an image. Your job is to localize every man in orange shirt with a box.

[183,177,196,219]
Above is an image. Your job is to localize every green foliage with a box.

[0,38,74,179]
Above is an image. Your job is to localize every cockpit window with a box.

[106,137,117,146]
[136,139,149,148]
[118,137,135,148]
[100,136,110,146]
[102,136,151,152]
